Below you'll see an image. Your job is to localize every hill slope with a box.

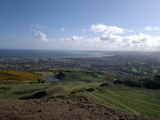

[0,98,157,120]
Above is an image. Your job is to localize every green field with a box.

[0,70,160,119]
[62,82,160,119]
[87,85,160,119]
[0,83,50,99]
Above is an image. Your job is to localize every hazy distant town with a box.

[1,51,160,77]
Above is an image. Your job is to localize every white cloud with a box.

[59,36,83,42]
[61,28,66,31]
[144,26,160,31]
[70,36,83,41]
[89,24,160,49]
[82,29,86,32]
[124,29,133,32]
[59,38,65,41]
[83,38,101,44]
[10,35,18,38]
[103,26,124,35]
[90,23,133,35]
[30,24,43,29]
[100,33,160,48]
[90,23,107,33]
[59,24,160,50]
[32,30,54,42]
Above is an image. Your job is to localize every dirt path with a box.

[0,98,157,120]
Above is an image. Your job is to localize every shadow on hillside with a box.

[19,91,48,99]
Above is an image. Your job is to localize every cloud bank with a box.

[58,24,160,50]
[31,23,160,50]
[88,24,160,49]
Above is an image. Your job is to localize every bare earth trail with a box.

[0,98,157,120]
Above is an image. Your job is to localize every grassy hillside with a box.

[89,85,160,119]
[113,75,160,89]
[0,69,160,119]
[50,81,160,119]
[55,70,105,83]
[0,83,50,99]
[0,81,160,119]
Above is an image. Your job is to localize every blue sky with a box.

[0,0,160,51]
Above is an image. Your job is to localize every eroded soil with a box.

[0,97,157,120]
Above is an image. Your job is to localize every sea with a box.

[0,49,110,59]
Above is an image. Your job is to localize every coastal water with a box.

[45,76,60,82]
[0,49,109,59]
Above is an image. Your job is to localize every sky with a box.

[0,0,160,51]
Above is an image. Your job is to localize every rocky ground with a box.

[0,96,157,120]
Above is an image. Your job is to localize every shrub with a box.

[86,87,96,92]
[17,81,25,84]
[96,88,105,91]
[80,98,85,101]
[52,96,57,99]
[71,88,86,94]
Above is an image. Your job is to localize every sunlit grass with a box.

[88,85,160,119]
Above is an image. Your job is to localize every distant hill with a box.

[55,70,104,83]
[112,75,160,89]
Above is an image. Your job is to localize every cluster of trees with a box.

[0,69,37,81]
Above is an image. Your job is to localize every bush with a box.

[52,96,57,99]
[71,88,86,94]
[80,98,85,101]
[86,87,96,92]
[96,88,105,91]
[17,81,25,84]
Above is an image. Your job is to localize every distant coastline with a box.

[0,49,109,59]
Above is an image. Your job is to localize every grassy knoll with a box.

[35,71,54,76]
[87,85,160,120]
[0,83,51,99]
[55,70,105,83]
[48,81,101,97]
